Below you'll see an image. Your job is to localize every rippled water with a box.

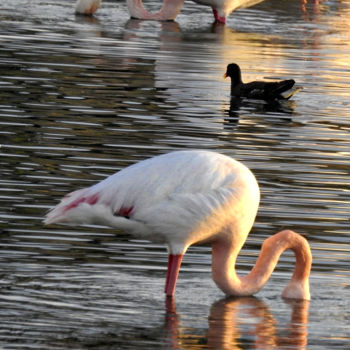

[0,0,349,348]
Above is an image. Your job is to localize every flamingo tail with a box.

[43,188,101,225]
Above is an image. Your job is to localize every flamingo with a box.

[74,0,267,24]
[75,0,102,15]
[224,63,302,100]
[44,150,312,299]
[74,0,185,19]
[192,0,266,24]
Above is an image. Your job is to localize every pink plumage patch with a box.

[115,206,134,218]
[64,193,100,212]
[212,9,226,24]
[85,193,99,205]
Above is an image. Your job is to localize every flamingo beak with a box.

[164,254,183,297]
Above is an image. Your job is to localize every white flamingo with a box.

[192,0,266,24]
[75,0,102,15]
[44,150,312,299]
[74,0,267,24]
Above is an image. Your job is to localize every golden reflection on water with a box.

[0,0,349,348]
[323,0,350,81]
[164,297,309,349]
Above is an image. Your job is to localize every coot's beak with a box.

[223,72,228,79]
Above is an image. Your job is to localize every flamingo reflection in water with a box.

[165,297,309,349]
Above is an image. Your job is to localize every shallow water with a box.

[0,0,349,348]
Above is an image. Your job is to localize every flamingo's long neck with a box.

[211,230,312,300]
[127,0,185,21]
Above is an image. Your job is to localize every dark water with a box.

[0,0,349,348]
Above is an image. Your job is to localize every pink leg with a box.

[164,254,183,296]
[164,254,174,293]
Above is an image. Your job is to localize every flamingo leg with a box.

[164,254,183,296]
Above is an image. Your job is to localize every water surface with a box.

[0,0,349,348]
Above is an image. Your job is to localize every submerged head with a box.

[224,63,242,84]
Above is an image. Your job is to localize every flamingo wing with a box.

[44,151,259,252]
[133,186,241,252]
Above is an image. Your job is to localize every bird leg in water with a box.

[165,254,183,296]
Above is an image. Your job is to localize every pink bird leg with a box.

[165,254,183,296]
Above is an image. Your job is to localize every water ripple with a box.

[0,0,349,348]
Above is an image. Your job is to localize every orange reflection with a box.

[164,297,181,349]
[300,0,324,22]
[164,296,309,349]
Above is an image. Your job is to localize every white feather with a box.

[75,0,102,15]
[44,150,260,254]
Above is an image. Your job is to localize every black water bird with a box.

[224,63,302,101]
